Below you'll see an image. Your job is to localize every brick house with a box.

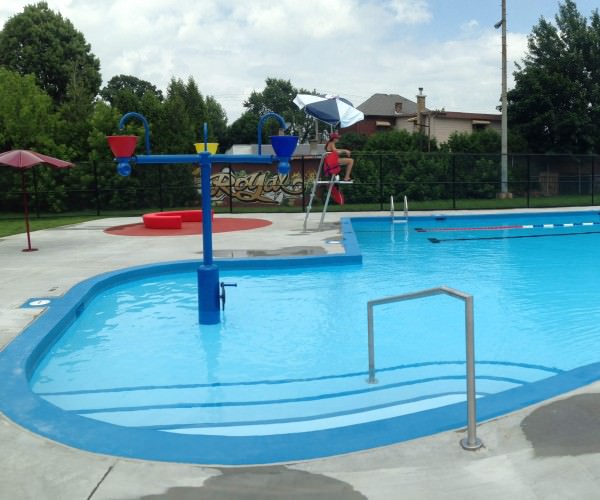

[343,90,501,147]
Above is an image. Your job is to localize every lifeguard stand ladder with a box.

[303,152,352,232]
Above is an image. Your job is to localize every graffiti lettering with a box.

[209,169,305,204]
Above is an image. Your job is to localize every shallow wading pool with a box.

[2,212,600,464]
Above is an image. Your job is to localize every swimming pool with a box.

[2,211,600,465]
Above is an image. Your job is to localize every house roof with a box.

[358,93,501,122]
[435,111,501,121]
[357,93,422,116]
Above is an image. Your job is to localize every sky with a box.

[1,0,599,123]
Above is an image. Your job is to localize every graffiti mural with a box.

[208,167,309,205]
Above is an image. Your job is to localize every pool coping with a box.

[1,213,600,465]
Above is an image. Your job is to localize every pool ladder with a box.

[390,195,408,223]
[367,286,483,451]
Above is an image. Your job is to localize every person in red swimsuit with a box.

[325,132,354,181]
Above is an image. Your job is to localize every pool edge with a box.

[2,212,600,465]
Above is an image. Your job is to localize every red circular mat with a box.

[105,217,272,236]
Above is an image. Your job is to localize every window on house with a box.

[472,120,491,132]
[394,102,403,114]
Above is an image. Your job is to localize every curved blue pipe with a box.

[257,112,287,155]
[119,112,151,154]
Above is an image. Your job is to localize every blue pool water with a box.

[3,211,600,464]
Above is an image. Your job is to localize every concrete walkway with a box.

[1,211,600,499]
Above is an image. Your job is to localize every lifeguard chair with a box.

[303,151,353,231]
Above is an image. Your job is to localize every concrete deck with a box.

[1,210,600,499]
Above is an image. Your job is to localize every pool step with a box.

[38,361,561,436]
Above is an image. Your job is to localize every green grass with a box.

[0,216,107,238]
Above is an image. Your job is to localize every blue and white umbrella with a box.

[293,94,364,128]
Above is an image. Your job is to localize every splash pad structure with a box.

[107,112,298,325]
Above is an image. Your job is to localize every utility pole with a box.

[497,0,510,198]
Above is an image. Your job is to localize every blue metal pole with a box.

[134,154,274,165]
[196,152,220,325]
[200,153,213,266]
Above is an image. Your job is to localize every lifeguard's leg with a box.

[341,158,354,180]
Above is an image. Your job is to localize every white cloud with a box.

[461,19,480,32]
[0,0,534,122]
[388,0,432,24]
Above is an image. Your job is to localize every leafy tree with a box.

[508,0,600,153]
[0,2,101,104]
[228,111,262,145]
[363,129,425,153]
[205,96,228,151]
[154,78,197,154]
[242,78,316,143]
[0,68,58,152]
[244,78,296,117]
[445,130,501,198]
[56,75,95,160]
[88,100,123,161]
[446,129,500,154]
[343,130,446,203]
[100,75,164,114]
[337,132,368,152]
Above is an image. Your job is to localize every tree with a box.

[446,130,502,199]
[0,2,101,104]
[100,75,164,114]
[56,74,96,160]
[446,129,500,154]
[228,111,262,146]
[242,78,316,143]
[88,100,123,161]
[155,78,195,153]
[508,1,600,154]
[0,68,58,152]
[205,96,228,150]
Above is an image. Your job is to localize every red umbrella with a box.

[0,150,74,252]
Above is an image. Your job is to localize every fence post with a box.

[452,155,456,209]
[228,165,233,213]
[592,157,595,206]
[379,154,384,211]
[32,168,40,218]
[92,159,100,215]
[158,164,164,211]
[526,155,531,208]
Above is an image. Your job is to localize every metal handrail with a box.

[390,195,409,222]
[367,286,483,451]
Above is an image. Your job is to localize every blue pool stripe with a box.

[429,230,600,243]
[35,359,562,397]
[60,375,525,416]
[129,391,479,431]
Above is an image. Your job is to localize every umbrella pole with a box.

[21,171,37,252]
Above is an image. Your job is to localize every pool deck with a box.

[2,209,600,499]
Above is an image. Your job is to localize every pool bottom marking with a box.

[416,221,600,233]
[428,230,600,244]
[34,360,562,436]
